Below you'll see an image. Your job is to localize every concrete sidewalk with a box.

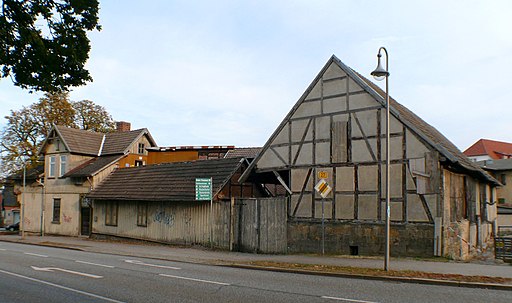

[1,234,511,287]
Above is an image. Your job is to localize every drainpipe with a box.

[37,179,45,237]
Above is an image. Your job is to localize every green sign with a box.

[195,178,212,200]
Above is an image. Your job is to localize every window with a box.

[52,198,61,223]
[59,155,67,177]
[138,143,145,154]
[135,160,143,167]
[137,202,148,227]
[105,201,118,226]
[48,156,56,177]
[501,174,507,185]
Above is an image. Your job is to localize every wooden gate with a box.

[233,197,287,253]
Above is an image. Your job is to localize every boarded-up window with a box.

[331,121,347,163]
[105,201,118,226]
[449,173,467,221]
[137,202,148,227]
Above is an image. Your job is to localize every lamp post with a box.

[371,47,390,271]
[21,161,26,239]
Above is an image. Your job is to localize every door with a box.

[80,207,92,236]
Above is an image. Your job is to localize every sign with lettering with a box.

[195,178,212,200]
[318,171,328,179]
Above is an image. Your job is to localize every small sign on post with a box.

[195,178,212,200]
[318,171,328,179]
[314,179,332,198]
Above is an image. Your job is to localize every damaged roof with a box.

[87,157,245,202]
[241,55,498,185]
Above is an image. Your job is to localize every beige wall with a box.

[93,200,214,245]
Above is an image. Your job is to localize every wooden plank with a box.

[419,194,434,223]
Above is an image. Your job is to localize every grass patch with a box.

[245,261,512,285]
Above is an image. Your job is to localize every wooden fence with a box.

[228,197,288,253]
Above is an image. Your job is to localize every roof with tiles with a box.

[101,128,150,155]
[87,157,244,202]
[45,125,154,156]
[241,55,498,185]
[55,125,103,156]
[63,154,125,178]
[344,58,498,185]
[463,139,512,160]
[224,147,262,159]
[477,158,512,171]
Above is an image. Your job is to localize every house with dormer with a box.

[21,122,157,236]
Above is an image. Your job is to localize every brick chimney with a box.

[115,121,131,132]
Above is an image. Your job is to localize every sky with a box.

[1,0,511,151]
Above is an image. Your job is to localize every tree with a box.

[73,99,115,132]
[0,92,115,177]
[0,0,101,92]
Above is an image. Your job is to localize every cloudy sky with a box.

[1,1,511,151]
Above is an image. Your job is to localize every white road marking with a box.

[0,269,124,303]
[31,266,103,279]
[24,252,48,258]
[159,273,230,286]
[124,259,181,270]
[76,260,115,268]
[321,296,379,303]
[0,248,6,251]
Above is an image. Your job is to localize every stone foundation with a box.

[288,220,435,257]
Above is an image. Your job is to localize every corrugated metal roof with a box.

[87,157,244,202]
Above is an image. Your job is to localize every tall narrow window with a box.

[59,155,67,177]
[48,156,56,177]
[138,143,145,154]
[105,201,118,226]
[137,202,148,227]
[52,198,61,223]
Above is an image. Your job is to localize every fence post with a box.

[230,197,235,251]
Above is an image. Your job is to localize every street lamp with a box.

[371,47,390,271]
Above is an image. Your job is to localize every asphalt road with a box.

[0,242,510,303]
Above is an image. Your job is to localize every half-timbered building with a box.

[241,55,500,260]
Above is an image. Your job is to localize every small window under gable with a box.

[48,155,56,178]
[138,143,145,155]
[59,155,67,177]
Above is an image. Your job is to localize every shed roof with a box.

[87,157,245,202]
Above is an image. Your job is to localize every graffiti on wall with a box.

[63,213,72,223]
[153,209,175,227]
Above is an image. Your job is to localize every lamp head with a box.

[371,53,389,81]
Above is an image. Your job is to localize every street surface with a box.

[0,242,510,303]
